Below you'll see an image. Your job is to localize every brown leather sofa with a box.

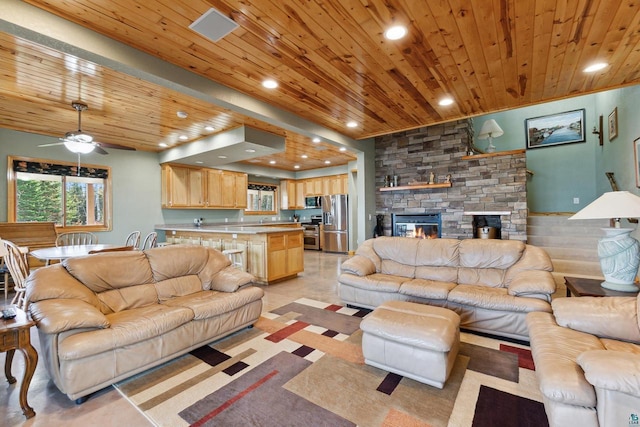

[527,296,640,427]
[338,236,555,340]
[26,245,264,402]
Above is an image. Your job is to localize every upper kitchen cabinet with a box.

[280,179,305,210]
[162,164,247,209]
[323,174,348,195]
[304,178,323,196]
[161,164,205,208]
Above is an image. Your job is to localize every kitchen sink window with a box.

[7,156,112,231]
[245,182,278,215]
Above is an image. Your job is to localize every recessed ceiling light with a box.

[301,154,308,159]
[195,161,203,164]
[178,135,188,141]
[159,143,168,148]
[347,121,358,128]
[262,79,278,89]
[294,165,300,169]
[176,111,188,119]
[312,137,321,143]
[324,160,331,164]
[339,147,347,151]
[384,25,407,40]
[204,125,215,132]
[218,155,227,159]
[584,62,608,73]
[245,148,256,153]
[439,97,454,106]
[269,160,276,164]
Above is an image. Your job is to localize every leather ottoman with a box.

[360,300,460,389]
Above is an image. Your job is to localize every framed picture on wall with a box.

[608,107,618,141]
[635,137,640,188]
[525,109,586,149]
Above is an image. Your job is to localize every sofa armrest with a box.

[210,266,255,292]
[29,299,110,334]
[578,350,640,398]
[340,255,376,276]
[552,297,640,343]
[507,270,556,298]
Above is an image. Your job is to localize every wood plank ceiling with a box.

[2,0,639,171]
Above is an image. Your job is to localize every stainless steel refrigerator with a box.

[322,194,348,253]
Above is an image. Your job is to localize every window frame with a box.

[7,155,113,232]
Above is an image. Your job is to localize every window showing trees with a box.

[8,156,111,231]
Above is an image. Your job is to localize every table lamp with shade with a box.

[477,119,504,153]
[569,191,640,292]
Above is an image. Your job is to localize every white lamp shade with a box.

[478,119,504,139]
[569,191,640,220]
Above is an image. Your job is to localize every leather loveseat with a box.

[26,244,264,402]
[338,236,555,340]
[527,295,640,427]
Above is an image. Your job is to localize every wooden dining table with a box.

[29,244,119,264]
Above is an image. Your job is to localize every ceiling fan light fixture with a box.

[63,140,96,154]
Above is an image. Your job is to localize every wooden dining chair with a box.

[140,232,158,250]
[125,231,141,248]
[56,232,98,247]
[0,239,31,310]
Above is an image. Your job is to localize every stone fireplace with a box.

[375,119,527,241]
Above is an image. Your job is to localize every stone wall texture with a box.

[375,119,528,241]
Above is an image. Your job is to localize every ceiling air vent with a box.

[189,8,239,42]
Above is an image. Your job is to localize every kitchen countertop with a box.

[155,222,303,235]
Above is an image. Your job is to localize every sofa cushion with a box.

[144,245,209,282]
[97,283,159,314]
[399,278,456,300]
[197,248,232,290]
[27,264,101,307]
[30,299,110,334]
[457,267,506,288]
[154,275,203,302]
[63,251,154,293]
[458,239,525,269]
[415,239,460,267]
[577,350,640,398]
[338,273,406,292]
[58,304,194,360]
[448,285,552,312]
[527,311,604,407]
[164,286,265,320]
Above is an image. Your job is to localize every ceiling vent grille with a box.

[189,8,239,42]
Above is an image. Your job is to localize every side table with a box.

[564,276,640,297]
[1,307,38,418]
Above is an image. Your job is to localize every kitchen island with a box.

[155,223,303,285]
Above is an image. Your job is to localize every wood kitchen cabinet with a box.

[323,174,347,195]
[162,163,247,209]
[280,179,305,209]
[304,178,323,196]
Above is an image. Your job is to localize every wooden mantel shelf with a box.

[462,149,525,160]
[379,182,452,192]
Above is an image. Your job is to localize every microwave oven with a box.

[305,196,321,209]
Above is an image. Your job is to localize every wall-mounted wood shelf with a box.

[462,149,525,160]
[379,182,452,192]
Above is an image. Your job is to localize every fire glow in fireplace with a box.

[391,213,441,239]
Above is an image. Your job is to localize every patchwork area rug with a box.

[115,299,548,427]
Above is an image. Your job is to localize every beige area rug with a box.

[115,298,548,427]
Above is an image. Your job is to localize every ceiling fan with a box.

[39,101,136,155]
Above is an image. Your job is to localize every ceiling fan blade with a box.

[94,146,109,155]
[96,142,136,151]
[38,142,65,147]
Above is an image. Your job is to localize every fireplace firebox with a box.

[391,213,441,239]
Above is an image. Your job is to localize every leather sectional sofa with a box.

[527,296,640,427]
[338,236,555,340]
[26,245,264,402]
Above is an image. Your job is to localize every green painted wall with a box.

[473,85,640,212]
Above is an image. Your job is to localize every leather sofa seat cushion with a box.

[63,251,154,293]
[58,304,194,360]
[164,287,265,320]
[448,285,552,312]
[399,278,456,300]
[97,283,159,314]
[600,339,640,353]
[337,273,406,292]
[144,245,209,282]
[528,312,604,407]
[457,267,506,288]
[154,275,203,302]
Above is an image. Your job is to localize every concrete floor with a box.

[0,250,349,427]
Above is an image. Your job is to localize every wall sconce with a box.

[592,115,603,146]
